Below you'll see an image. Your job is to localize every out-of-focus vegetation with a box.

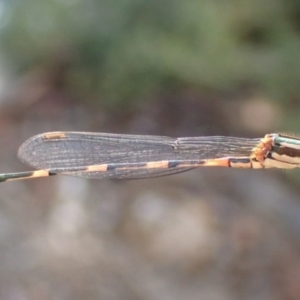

[1,0,300,118]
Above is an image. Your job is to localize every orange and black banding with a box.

[74,160,204,174]
[0,170,55,182]
[29,170,52,178]
[95,161,195,172]
[42,132,66,140]
[145,160,203,169]
[200,157,254,168]
[199,158,230,167]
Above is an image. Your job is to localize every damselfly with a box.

[0,132,299,182]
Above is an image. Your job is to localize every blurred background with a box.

[0,0,300,299]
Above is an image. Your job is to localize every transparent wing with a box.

[18,132,260,179]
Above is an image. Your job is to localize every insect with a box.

[0,131,299,182]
